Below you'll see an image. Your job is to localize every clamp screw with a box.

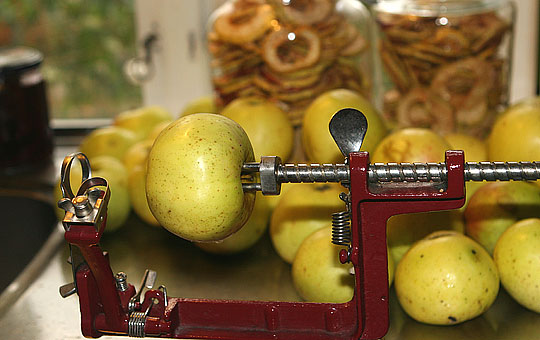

[115,272,128,291]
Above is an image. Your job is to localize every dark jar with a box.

[0,46,53,174]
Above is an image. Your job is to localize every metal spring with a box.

[331,210,351,246]
[128,311,146,338]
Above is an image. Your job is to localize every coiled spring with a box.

[128,311,146,337]
[127,297,158,338]
[332,193,352,247]
[332,210,351,246]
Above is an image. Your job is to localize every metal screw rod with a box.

[369,161,540,183]
[242,161,540,193]
[277,163,350,183]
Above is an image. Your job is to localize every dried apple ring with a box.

[275,0,333,26]
[414,28,470,58]
[396,87,455,134]
[262,27,321,73]
[379,39,416,93]
[214,3,275,45]
[431,58,492,126]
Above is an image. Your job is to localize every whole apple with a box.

[372,128,461,264]
[54,155,131,232]
[487,103,540,161]
[387,210,464,265]
[264,183,292,212]
[302,89,388,164]
[79,126,138,162]
[270,183,344,263]
[128,164,160,227]
[221,97,294,162]
[146,113,255,242]
[445,133,488,213]
[123,139,153,174]
[292,227,395,303]
[146,120,172,142]
[395,231,499,325]
[399,314,496,340]
[180,95,218,117]
[114,105,173,141]
[445,133,487,162]
[494,218,540,313]
[371,127,450,164]
[511,95,540,110]
[464,181,540,254]
[195,192,272,254]
[292,227,354,303]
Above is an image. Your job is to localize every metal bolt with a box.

[115,272,128,291]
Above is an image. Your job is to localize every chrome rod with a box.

[242,160,540,193]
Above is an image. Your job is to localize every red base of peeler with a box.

[64,151,466,339]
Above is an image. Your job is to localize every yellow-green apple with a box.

[114,106,173,141]
[292,227,395,303]
[270,183,344,263]
[146,113,255,241]
[79,126,138,162]
[399,314,496,340]
[372,128,461,264]
[128,164,160,227]
[264,183,292,212]
[371,127,450,164]
[512,95,540,109]
[302,89,388,164]
[146,120,172,142]
[395,231,499,325]
[292,227,354,303]
[123,139,154,174]
[221,97,294,161]
[180,95,218,117]
[445,133,487,162]
[388,246,395,286]
[494,218,540,313]
[464,181,540,254]
[487,103,540,161]
[124,139,159,226]
[195,192,272,254]
[387,211,464,265]
[54,155,131,232]
[445,133,488,212]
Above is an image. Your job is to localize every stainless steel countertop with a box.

[0,146,539,339]
[0,215,539,340]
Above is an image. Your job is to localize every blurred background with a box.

[0,0,537,123]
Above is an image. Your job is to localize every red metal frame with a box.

[64,151,466,339]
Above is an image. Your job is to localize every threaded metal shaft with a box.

[464,162,540,181]
[367,161,540,183]
[274,161,540,184]
[368,163,447,183]
[276,163,350,183]
[242,161,540,193]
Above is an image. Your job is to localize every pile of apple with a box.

[54,105,176,230]
[59,88,540,328]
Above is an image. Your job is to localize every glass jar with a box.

[207,0,373,126]
[0,46,53,174]
[372,0,514,137]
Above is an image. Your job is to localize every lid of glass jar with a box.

[374,0,508,16]
[0,46,43,76]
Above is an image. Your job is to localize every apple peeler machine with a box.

[58,108,540,340]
